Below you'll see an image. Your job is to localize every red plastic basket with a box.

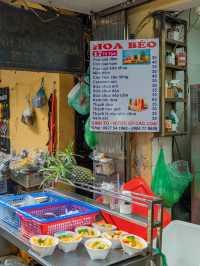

[18,213,97,238]
[17,200,99,238]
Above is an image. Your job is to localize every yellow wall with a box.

[0,70,74,153]
[58,74,75,151]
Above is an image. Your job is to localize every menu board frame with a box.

[90,39,160,132]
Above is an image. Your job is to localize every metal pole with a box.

[147,202,154,256]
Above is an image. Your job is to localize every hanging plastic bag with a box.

[32,78,47,108]
[68,70,90,115]
[169,160,193,197]
[151,148,174,207]
[21,96,35,126]
[84,117,98,149]
[151,148,192,207]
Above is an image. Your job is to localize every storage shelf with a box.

[155,13,188,135]
[166,39,186,47]
[165,14,187,25]
[164,131,188,136]
[165,98,186,103]
[166,64,186,71]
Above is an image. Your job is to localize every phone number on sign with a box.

[91,120,158,126]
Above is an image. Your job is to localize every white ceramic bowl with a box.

[120,234,148,256]
[54,231,82,253]
[102,231,127,249]
[75,226,101,243]
[30,235,59,257]
[92,223,117,233]
[85,238,112,260]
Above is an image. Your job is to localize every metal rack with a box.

[51,180,163,256]
[0,182,163,266]
[0,219,160,266]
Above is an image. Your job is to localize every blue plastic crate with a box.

[20,198,99,223]
[0,192,70,230]
[18,198,99,237]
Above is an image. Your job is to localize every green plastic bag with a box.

[68,72,90,115]
[151,148,192,208]
[169,160,193,197]
[84,117,98,149]
[154,248,168,266]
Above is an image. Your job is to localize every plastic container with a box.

[92,222,117,233]
[121,234,147,256]
[101,182,114,205]
[54,231,82,253]
[162,220,200,266]
[109,175,120,211]
[75,226,101,243]
[119,190,132,214]
[168,29,180,41]
[30,235,59,257]
[93,155,115,177]
[18,199,99,238]
[0,192,71,230]
[11,172,43,188]
[102,231,126,249]
[85,238,112,260]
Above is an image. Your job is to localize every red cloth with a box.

[48,90,57,154]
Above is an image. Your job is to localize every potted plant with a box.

[40,143,94,187]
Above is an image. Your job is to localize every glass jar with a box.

[101,182,114,205]
[109,174,120,210]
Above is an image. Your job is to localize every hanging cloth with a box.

[47,84,57,155]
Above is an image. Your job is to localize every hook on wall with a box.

[52,81,56,94]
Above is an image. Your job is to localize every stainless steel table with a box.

[0,219,159,266]
[0,186,163,266]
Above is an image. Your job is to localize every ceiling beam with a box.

[96,0,154,16]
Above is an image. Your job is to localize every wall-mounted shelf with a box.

[165,98,186,103]
[164,131,188,137]
[166,64,186,71]
[154,13,188,137]
[166,39,186,47]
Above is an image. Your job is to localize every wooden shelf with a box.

[165,98,186,103]
[154,13,188,137]
[165,14,187,25]
[164,131,188,137]
[166,39,186,47]
[166,64,186,71]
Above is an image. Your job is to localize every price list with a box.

[90,39,160,132]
